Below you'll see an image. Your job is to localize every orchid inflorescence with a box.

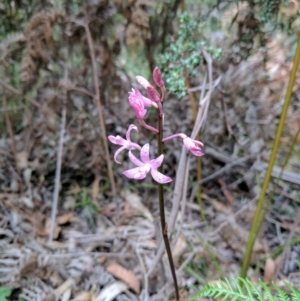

[108,67,204,184]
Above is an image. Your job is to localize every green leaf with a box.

[0,287,12,301]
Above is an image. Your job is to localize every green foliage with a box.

[158,12,221,98]
[259,0,300,35]
[0,287,12,301]
[188,277,300,301]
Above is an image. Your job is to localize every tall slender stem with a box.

[240,36,300,279]
[157,109,179,300]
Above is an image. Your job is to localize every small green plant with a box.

[189,277,300,301]
[74,188,98,230]
[0,287,12,301]
[158,12,221,98]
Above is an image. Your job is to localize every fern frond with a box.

[273,282,289,301]
[189,278,253,301]
[188,277,300,301]
[243,278,265,301]
[259,280,275,301]
[0,33,25,51]
[285,282,300,301]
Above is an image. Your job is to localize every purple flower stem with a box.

[157,104,179,301]
[139,119,159,133]
[162,133,186,142]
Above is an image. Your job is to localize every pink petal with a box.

[126,124,138,141]
[190,149,204,157]
[131,88,153,107]
[140,144,150,163]
[141,95,153,107]
[151,169,172,184]
[136,76,150,89]
[183,137,204,156]
[123,166,149,180]
[128,90,147,119]
[113,146,126,164]
[149,154,164,169]
[128,151,144,167]
[108,135,126,145]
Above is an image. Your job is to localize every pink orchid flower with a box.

[182,136,204,156]
[163,134,204,157]
[123,143,172,184]
[128,88,159,133]
[108,125,141,164]
[128,88,148,119]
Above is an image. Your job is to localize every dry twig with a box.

[84,21,116,195]
[48,53,68,242]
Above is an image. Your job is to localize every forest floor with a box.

[1,3,300,301]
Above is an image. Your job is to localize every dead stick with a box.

[48,53,68,242]
[3,97,22,189]
[84,23,116,195]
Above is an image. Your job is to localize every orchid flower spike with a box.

[123,143,172,184]
[108,124,141,164]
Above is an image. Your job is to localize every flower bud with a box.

[146,86,160,103]
[136,75,161,103]
[153,67,165,88]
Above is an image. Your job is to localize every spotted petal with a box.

[128,151,144,167]
[140,143,150,163]
[149,154,164,169]
[151,169,172,184]
[123,166,150,180]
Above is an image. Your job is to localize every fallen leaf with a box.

[45,218,61,239]
[70,291,91,301]
[16,151,28,169]
[55,278,74,296]
[57,212,74,225]
[92,176,100,201]
[97,256,106,264]
[61,288,72,301]
[21,196,34,208]
[121,190,153,221]
[218,178,234,205]
[106,262,140,294]
[96,281,128,301]
[172,236,188,265]
[263,258,276,283]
